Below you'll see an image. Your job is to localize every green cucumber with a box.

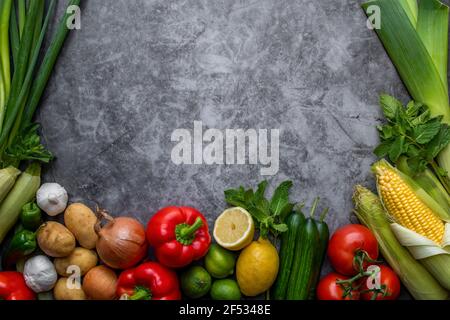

[272,208,306,300]
[308,208,330,299]
[286,199,320,300]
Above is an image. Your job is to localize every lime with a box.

[205,244,236,279]
[180,266,212,299]
[210,279,241,300]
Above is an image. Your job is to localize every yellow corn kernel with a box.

[376,165,445,245]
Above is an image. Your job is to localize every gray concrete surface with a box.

[39,0,412,295]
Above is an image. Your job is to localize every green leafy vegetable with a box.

[375,94,450,192]
[225,180,294,238]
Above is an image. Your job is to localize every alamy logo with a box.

[171,121,280,176]
[66,5,81,30]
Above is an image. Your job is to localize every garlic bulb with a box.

[24,256,58,293]
[36,183,68,216]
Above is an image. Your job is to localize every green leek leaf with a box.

[363,0,450,123]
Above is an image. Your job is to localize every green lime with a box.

[181,266,212,299]
[205,244,236,279]
[210,279,242,300]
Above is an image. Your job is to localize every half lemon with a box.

[213,207,255,251]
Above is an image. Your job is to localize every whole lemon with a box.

[236,238,279,297]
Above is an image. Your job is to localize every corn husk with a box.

[353,186,448,300]
[397,157,450,213]
[391,223,450,290]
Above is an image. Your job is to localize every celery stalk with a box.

[353,186,449,300]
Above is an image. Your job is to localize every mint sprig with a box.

[224,180,294,238]
[374,94,450,176]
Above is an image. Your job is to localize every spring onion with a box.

[0,0,81,167]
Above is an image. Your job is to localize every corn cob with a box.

[374,160,446,244]
[372,160,450,290]
[353,186,448,300]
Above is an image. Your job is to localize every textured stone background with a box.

[40,0,412,294]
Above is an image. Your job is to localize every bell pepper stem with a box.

[130,286,152,301]
[175,217,204,246]
[180,217,203,238]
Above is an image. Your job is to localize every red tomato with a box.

[327,224,379,275]
[361,265,401,300]
[317,273,360,300]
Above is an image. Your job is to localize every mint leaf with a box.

[270,181,293,216]
[380,94,402,120]
[253,181,268,204]
[426,125,450,160]
[406,101,422,119]
[374,141,392,158]
[224,187,247,208]
[271,223,288,233]
[388,136,405,162]
[411,108,431,126]
[413,118,441,144]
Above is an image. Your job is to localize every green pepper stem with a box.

[130,286,152,301]
[175,217,204,245]
[180,218,203,238]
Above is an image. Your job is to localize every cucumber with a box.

[272,209,305,300]
[308,210,330,299]
[286,217,319,300]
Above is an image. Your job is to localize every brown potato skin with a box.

[37,222,76,258]
[64,203,99,249]
[54,278,86,300]
[54,248,98,277]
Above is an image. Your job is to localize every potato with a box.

[64,203,98,249]
[54,278,86,300]
[54,247,98,277]
[37,222,76,258]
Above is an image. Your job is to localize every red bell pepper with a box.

[147,206,211,268]
[116,262,181,300]
[0,272,36,300]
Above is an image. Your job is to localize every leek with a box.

[353,186,448,300]
[362,0,450,176]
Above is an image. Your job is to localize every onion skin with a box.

[83,266,117,300]
[95,211,148,270]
